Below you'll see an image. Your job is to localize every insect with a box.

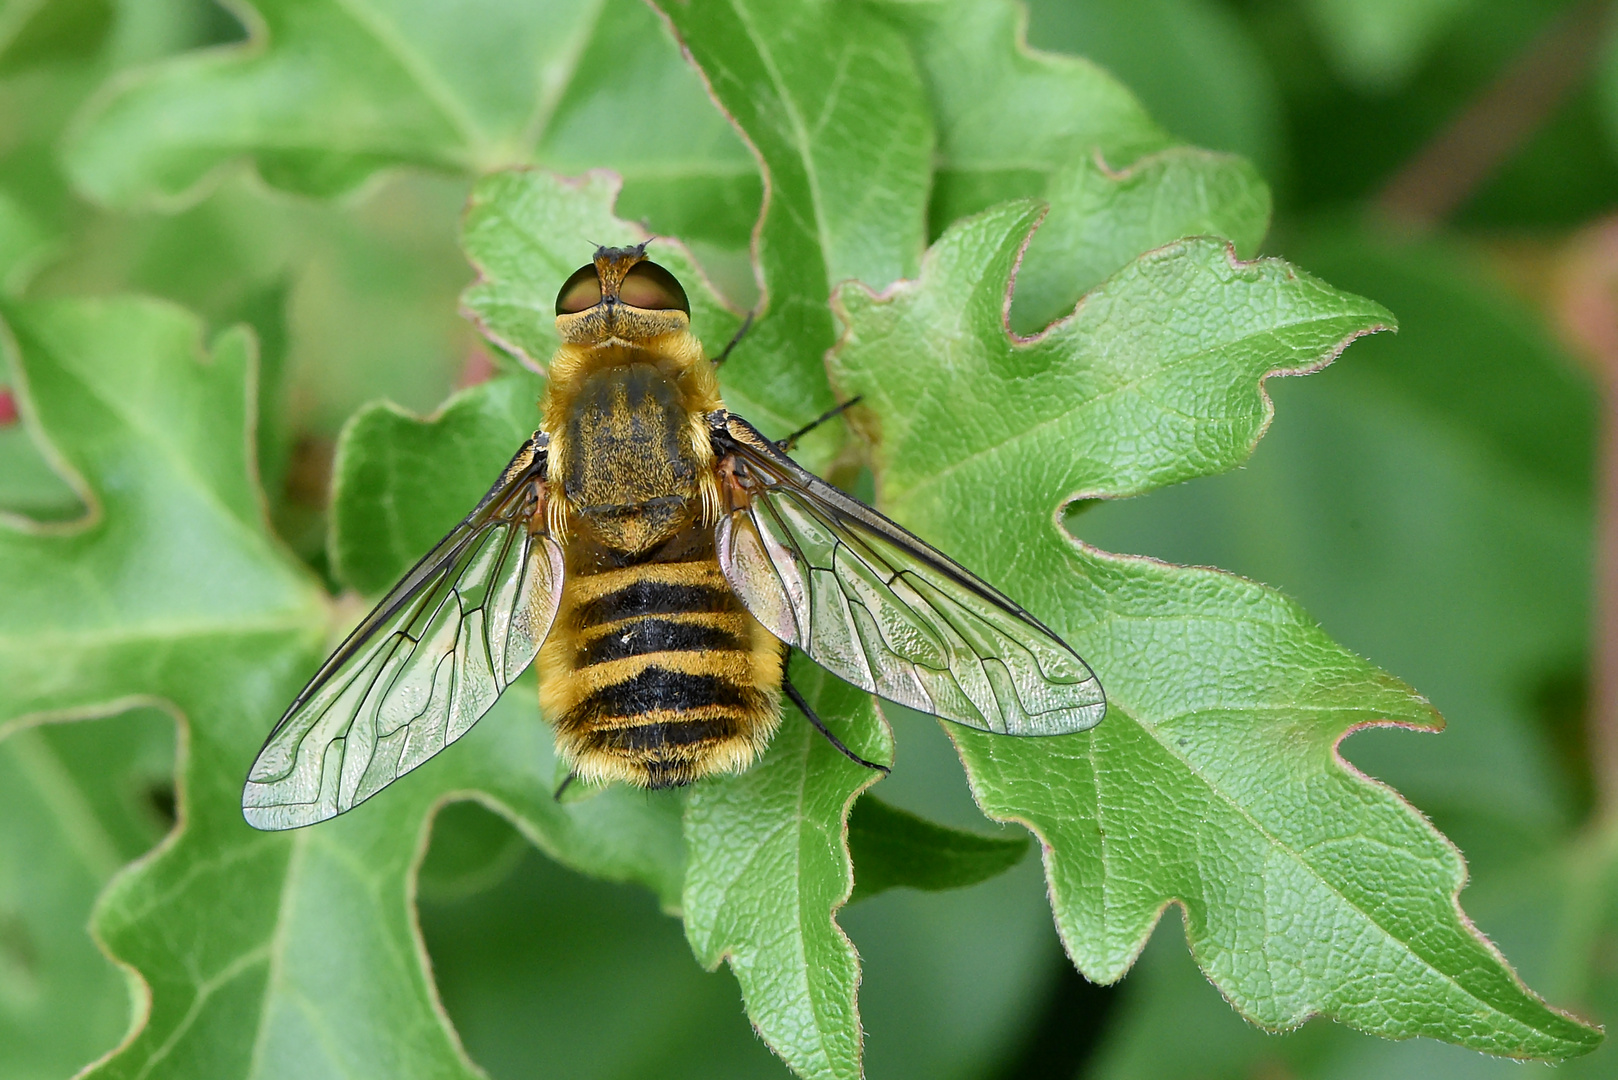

[243,244,1105,830]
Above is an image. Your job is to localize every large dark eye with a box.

[618,260,689,313]
[556,264,602,315]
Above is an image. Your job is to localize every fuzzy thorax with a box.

[542,320,723,539]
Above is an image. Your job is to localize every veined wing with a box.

[243,434,564,830]
[711,413,1105,737]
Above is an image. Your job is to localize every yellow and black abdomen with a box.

[537,360,782,788]
[540,548,782,787]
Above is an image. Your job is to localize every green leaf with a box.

[1301,0,1470,93]
[417,815,792,1079]
[1008,146,1272,334]
[0,298,687,1077]
[1090,818,1618,1079]
[63,0,758,244]
[868,0,1171,236]
[845,795,1028,902]
[1074,223,1603,1075]
[0,185,52,292]
[652,0,934,439]
[0,296,324,1075]
[827,202,1601,1058]
[459,170,741,393]
[683,659,893,1080]
[1020,0,1283,177]
[330,366,546,595]
[0,708,174,1080]
[837,201,1390,528]
[1082,224,1597,838]
[0,296,325,713]
[657,0,931,291]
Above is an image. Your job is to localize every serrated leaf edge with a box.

[457,166,742,375]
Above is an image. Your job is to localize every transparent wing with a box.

[243,435,564,830]
[712,413,1105,737]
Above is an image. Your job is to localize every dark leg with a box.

[552,771,578,802]
[782,669,890,775]
[711,311,755,367]
[778,396,863,452]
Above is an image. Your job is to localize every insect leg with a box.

[552,771,579,802]
[711,311,755,366]
[778,396,864,452]
[782,668,890,775]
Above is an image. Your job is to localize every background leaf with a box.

[63,0,759,246]
[845,795,1029,903]
[5,0,1614,1076]
[1007,145,1272,334]
[0,708,174,1080]
[684,662,893,1080]
[1300,0,1472,92]
[0,295,330,1076]
[417,803,788,1080]
[870,0,1167,236]
[827,200,1599,1058]
[1077,221,1608,1077]
[652,0,934,442]
[0,296,324,714]
[1019,0,1283,177]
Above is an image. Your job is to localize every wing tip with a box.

[1071,698,1108,733]
[241,792,329,832]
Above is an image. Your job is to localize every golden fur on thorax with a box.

[535,244,781,790]
[543,248,723,539]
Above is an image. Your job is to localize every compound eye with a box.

[618,260,689,313]
[556,265,602,315]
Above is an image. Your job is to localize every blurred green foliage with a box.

[0,0,1613,1078]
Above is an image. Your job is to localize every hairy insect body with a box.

[538,320,782,788]
[244,244,1106,831]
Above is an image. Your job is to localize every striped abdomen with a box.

[538,360,782,788]
[538,544,783,788]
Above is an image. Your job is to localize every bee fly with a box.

[244,244,1105,829]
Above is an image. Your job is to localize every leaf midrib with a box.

[696,726,851,1077]
[32,334,302,596]
[723,0,837,287]
[329,0,486,150]
[890,308,1372,508]
[0,611,321,649]
[244,832,306,1080]
[5,727,126,878]
[1094,692,1567,1042]
[516,0,609,157]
